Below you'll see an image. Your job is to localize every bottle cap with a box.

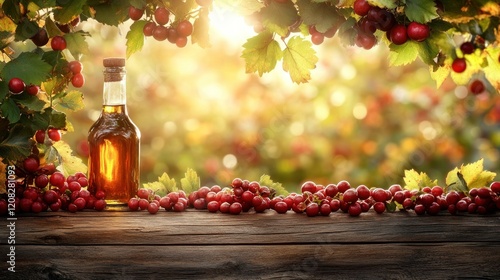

[103,58,126,67]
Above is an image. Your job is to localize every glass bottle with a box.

[88,58,140,205]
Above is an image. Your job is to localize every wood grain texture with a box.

[1,210,500,279]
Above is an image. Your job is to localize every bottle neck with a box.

[103,66,127,105]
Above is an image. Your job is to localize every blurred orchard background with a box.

[64,5,500,193]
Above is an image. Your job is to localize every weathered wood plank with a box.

[4,243,500,280]
[4,210,500,245]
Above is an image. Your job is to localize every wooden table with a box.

[2,209,500,279]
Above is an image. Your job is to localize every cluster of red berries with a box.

[129,2,206,48]
[0,171,107,215]
[128,188,189,214]
[7,77,40,96]
[352,0,430,49]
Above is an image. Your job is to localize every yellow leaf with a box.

[403,169,438,191]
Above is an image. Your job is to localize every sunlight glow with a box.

[223,154,238,169]
[330,88,348,106]
[353,103,367,119]
[210,6,255,44]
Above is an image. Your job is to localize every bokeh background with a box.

[64,7,500,193]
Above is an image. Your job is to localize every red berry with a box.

[154,7,170,26]
[407,22,430,42]
[469,79,485,95]
[337,180,351,193]
[31,28,49,46]
[143,22,156,37]
[48,128,61,142]
[353,0,372,16]
[27,84,40,96]
[452,58,467,73]
[490,181,500,194]
[35,174,49,188]
[23,157,39,173]
[51,36,67,51]
[373,201,386,214]
[153,25,169,41]
[35,130,46,143]
[460,42,475,54]
[147,202,159,214]
[274,201,289,214]
[94,199,107,211]
[389,24,408,45]
[355,32,377,50]
[71,73,85,88]
[8,77,25,94]
[128,6,144,21]
[175,36,188,48]
[176,20,193,37]
[311,32,324,45]
[68,61,83,74]
[128,197,140,211]
[348,202,362,217]
[301,181,317,194]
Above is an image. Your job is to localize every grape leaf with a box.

[143,172,178,197]
[296,0,344,33]
[216,0,265,16]
[0,98,21,123]
[403,169,438,191]
[52,141,87,176]
[14,19,39,41]
[126,20,146,58]
[241,31,282,77]
[283,36,318,84]
[12,94,47,112]
[261,0,299,37]
[0,124,34,163]
[53,0,85,23]
[445,159,496,192]
[450,53,483,85]
[64,31,90,59]
[389,41,419,66]
[415,38,439,67]
[484,46,500,88]
[405,0,439,23]
[368,0,397,9]
[1,52,52,85]
[91,0,129,26]
[180,168,200,194]
[192,7,211,48]
[169,0,197,20]
[259,174,289,198]
[2,0,22,24]
[53,90,85,112]
[29,0,57,9]
[45,17,65,38]
[429,65,450,88]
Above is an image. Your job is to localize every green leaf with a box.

[180,168,200,194]
[405,0,439,23]
[2,0,22,24]
[192,7,211,48]
[445,170,469,194]
[261,0,299,36]
[282,36,318,83]
[0,52,52,85]
[0,124,33,162]
[91,0,129,26]
[368,0,397,9]
[53,0,85,23]
[126,20,146,58]
[45,17,65,38]
[445,159,496,192]
[143,172,178,197]
[389,41,419,66]
[64,31,90,59]
[53,90,85,112]
[403,169,438,191]
[12,94,47,112]
[241,31,282,76]
[415,38,439,66]
[259,174,288,198]
[14,19,39,41]
[52,141,87,177]
[296,0,344,33]
[450,53,483,85]
[0,98,21,123]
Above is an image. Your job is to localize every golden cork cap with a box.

[103,57,126,67]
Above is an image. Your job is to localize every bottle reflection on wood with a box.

[88,58,140,205]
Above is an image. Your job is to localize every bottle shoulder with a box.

[88,112,140,138]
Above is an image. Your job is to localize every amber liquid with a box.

[88,105,140,205]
